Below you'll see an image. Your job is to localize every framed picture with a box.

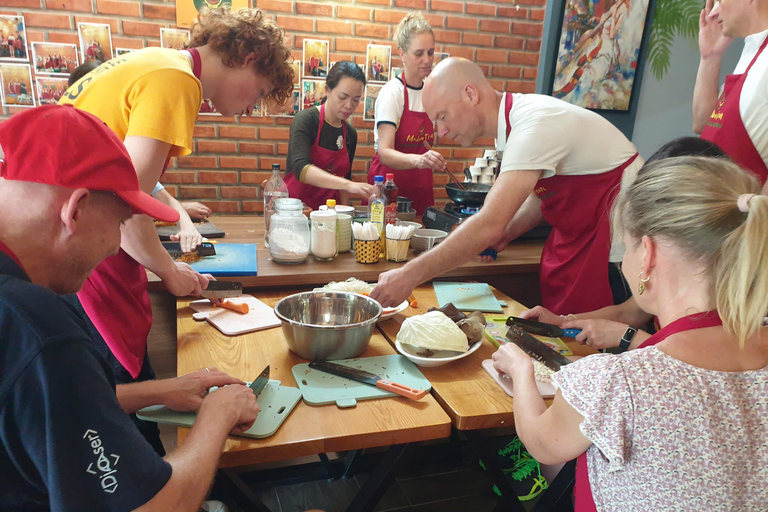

[0,63,35,107]
[0,15,28,62]
[199,98,220,116]
[303,39,329,79]
[78,23,113,63]
[392,67,402,79]
[251,102,262,117]
[365,44,391,83]
[550,0,651,111]
[266,88,300,117]
[176,0,248,28]
[35,76,69,105]
[363,83,382,122]
[291,60,301,87]
[115,48,137,56]
[432,52,450,69]
[160,28,190,50]
[301,79,323,110]
[31,42,79,76]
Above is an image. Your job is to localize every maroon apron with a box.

[701,36,768,184]
[76,48,202,379]
[574,310,722,512]
[367,73,435,215]
[284,104,351,210]
[503,93,637,315]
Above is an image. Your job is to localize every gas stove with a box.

[423,203,552,240]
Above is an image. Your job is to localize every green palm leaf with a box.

[648,0,704,80]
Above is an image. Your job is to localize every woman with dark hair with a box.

[285,60,374,209]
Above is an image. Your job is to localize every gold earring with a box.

[638,271,650,295]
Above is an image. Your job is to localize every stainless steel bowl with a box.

[274,291,383,360]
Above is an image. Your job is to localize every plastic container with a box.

[368,175,385,236]
[310,210,338,261]
[268,198,310,264]
[263,163,289,249]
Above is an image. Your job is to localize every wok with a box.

[445,182,492,206]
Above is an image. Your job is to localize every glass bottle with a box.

[368,175,385,236]
[263,163,289,249]
[382,173,398,225]
[268,198,310,264]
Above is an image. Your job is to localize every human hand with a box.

[519,306,565,327]
[414,150,447,172]
[200,382,260,434]
[492,342,534,379]
[699,0,733,59]
[563,319,630,349]
[346,181,375,197]
[169,227,203,254]
[183,201,211,220]
[163,367,245,412]
[369,268,416,308]
[163,262,211,297]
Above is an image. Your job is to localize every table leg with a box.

[218,468,274,512]
[344,443,411,512]
[341,449,364,479]
[463,430,526,512]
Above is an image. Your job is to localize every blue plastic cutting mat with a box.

[188,243,258,276]
[292,354,431,408]
[433,281,504,313]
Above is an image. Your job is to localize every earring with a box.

[637,271,650,295]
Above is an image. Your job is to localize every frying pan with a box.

[445,182,492,206]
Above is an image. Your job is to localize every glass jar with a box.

[310,210,338,262]
[268,198,310,264]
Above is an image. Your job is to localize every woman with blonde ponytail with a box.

[491,156,768,511]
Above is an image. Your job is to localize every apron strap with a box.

[745,35,768,75]
[186,48,203,79]
[400,72,410,112]
[639,310,721,348]
[504,92,514,138]
[315,104,347,147]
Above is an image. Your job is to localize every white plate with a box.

[380,300,409,321]
[395,338,483,367]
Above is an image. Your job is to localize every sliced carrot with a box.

[213,300,249,314]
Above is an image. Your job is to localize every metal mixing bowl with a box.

[274,291,383,360]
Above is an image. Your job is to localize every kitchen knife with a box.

[249,365,270,397]
[308,361,428,401]
[505,325,572,372]
[506,316,582,338]
[201,280,243,299]
[162,241,216,256]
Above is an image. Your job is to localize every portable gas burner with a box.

[423,203,552,240]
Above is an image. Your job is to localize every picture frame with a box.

[549,0,652,111]
[392,67,402,80]
[115,48,137,56]
[363,83,382,122]
[0,63,35,107]
[35,76,69,105]
[78,22,113,63]
[266,88,300,117]
[303,39,329,79]
[176,0,248,28]
[31,42,79,76]
[0,15,28,62]
[301,79,323,110]
[199,98,220,116]
[160,28,191,50]
[291,60,301,87]
[432,51,449,69]
[365,44,391,83]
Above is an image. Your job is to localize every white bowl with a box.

[396,220,422,230]
[396,209,417,221]
[396,339,483,367]
[410,228,448,252]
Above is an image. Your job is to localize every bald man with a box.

[370,58,643,316]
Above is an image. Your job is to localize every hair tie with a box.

[737,194,757,213]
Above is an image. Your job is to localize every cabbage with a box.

[396,311,470,353]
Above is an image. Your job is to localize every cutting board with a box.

[187,243,258,276]
[156,219,226,240]
[292,354,431,408]
[433,281,504,313]
[189,294,281,336]
[137,380,301,439]
[481,359,556,398]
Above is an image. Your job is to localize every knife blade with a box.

[249,365,270,397]
[162,241,216,256]
[505,325,572,372]
[506,316,581,338]
[308,361,428,401]
[201,280,243,299]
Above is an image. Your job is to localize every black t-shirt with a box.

[286,106,357,181]
[0,253,171,512]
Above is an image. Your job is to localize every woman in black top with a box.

[285,61,374,209]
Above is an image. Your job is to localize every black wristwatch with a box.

[619,326,637,351]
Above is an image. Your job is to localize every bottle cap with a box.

[374,175,384,183]
[272,163,280,170]
[385,173,394,180]
[326,199,336,208]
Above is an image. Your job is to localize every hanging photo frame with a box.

[0,15,28,62]
[303,39,329,79]
[363,83,382,122]
[160,28,191,50]
[35,76,69,105]
[0,63,35,107]
[78,22,113,63]
[31,42,79,77]
[302,79,323,110]
[365,44,391,83]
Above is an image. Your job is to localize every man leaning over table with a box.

[371,58,643,315]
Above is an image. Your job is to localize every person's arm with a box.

[181,201,211,220]
[370,169,542,306]
[377,123,446,172]
[153,187,202,253]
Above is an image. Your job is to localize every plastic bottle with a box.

[368,175,385,236]
[382,173,398,225]
[263,163,289,248]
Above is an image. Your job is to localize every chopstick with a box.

[424,140,465,190]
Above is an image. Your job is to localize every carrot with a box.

[213,300,249,314]
[408,294,417,308]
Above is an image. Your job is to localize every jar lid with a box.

[335,205,355,214]
[275,197,303,211]
[310,210,337,220]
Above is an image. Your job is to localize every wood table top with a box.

[176,288,452,468]
[375,285,596,431]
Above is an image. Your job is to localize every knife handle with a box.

[376,380,428,400]
[562,328,582,338]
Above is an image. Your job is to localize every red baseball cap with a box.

[0,104,179,223]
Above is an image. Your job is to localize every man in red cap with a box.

[0,105,260,511]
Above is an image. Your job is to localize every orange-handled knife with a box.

[309,360,428,401]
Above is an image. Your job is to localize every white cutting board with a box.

[481,359,556,398]
[190,294,281,336]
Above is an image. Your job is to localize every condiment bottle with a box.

[310,210,338,262]
[382,173,398,225]
[368,175,385,236]
[263,163,289,249]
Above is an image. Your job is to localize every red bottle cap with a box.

[385,173,394,180]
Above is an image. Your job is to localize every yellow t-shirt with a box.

[59,47,202,157]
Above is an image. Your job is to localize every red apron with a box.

[284,104,350,210]
[77,48,201,379]
[503,93,638,315]
[574,310,722,512]
[367,73,435,215]
[701,35,768,184]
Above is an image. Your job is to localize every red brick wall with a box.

[0,0,544,214]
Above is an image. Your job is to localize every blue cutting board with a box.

[433,281,504,313]
[188,243,258,276]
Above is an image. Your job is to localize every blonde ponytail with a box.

[393,12,433,52]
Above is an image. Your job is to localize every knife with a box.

[201,280,243,300]
[505,325,572,372]
[308,361,428,401]
[162,241,216,256]
[506,316,582,338]
[249,365,270,397]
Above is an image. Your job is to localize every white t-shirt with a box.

[373,78,426,152]
[732,28,768,167]
[496,93,643,261]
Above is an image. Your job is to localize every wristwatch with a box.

[619,326,637,351]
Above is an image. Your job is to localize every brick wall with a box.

[1,0,544,214]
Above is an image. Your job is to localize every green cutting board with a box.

[137,380,301,439]
[433,281,504,313]
[292,354,431,408]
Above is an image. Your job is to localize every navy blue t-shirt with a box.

[0,252,172,511]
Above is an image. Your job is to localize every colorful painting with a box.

[302,79,323,110]
[363,83,382,122]
[35,76,69,105]
[31,42,79,76]
[160,28,191,50]
[78,23,113,63]
[176,0,249,29]
[0,15,27,62]
[266,88,300,117]
[303,39,329,79]
[366,44,391,83]
[551,0,651,111]
[0,63,35,107]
